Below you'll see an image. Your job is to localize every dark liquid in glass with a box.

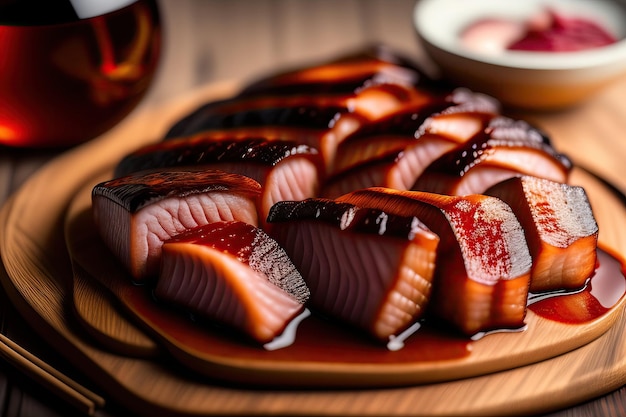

[0,0,161,147]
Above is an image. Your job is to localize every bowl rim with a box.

[413,0,626,71]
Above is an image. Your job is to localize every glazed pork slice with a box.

[267,198,440,342]
[330,87,499,176]
[145,128,324,156]
[485,176,599,292]
[322,120,483,199]
[163,47,490,174]
[155,221,309,345]
[162,92,360,171]
[416,88,500,142]
[166,46,432,138]
[412,116,572,196]
[321,117,485,199]
[238,45,428,97]
[115,138,323,224]
[92,170,261,281]
[338,187,532,336]
[322,89,500,198]
[163,81,438,171]
[239,58,417,97]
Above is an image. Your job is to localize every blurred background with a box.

[151,0,431,105]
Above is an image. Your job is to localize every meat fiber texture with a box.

[485,176,599,292]
[156,221,309,344]
[267,198,439,341]
[337,188,533,335]
[92,170,261,281]
[115,137,324,228]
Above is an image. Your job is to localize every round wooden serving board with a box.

[63,168,626,389]
[1,82,626,416]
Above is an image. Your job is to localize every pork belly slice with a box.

[267,198,440,341]
[167,82,432,129]
[164,94,347,141]
[329,100,452,177]
[322,136,456,199]
[322,89,501,198]
[338,187,532,336]
[115,138,323,223]
[152,127,323,154]
[155,221,309,345]
[163,96,354,170]
[416,88,501,141]
[331,87,499,176]
[238,47,427,97]
[413,116,572,196]
[164,81,436,170]
[92,170,261,281]
[485,176,599,292]
[160,125,338,183]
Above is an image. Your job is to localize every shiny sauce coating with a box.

[124,247,624,364]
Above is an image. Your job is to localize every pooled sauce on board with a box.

[529,247,625,323]
[123,247,625,364]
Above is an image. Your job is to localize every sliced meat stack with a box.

[91,46,601,349]
[167,82,443,173]
[413,117,572,196]
[322,89,500,198]
[237,44,428,97]
[163,48,455,174]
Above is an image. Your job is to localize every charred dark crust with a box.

[92,170,261,212]
[115,138,320,177]
[267,198,428,240]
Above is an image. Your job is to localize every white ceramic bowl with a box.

[414,0,626,110]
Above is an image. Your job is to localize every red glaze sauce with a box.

[508,10,617,52]
[529,247,626,323]
[120,247,625,369]
[461,10,617,55]
[125,286,471,364]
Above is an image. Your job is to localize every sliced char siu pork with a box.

[238,44,429,97]
[267,198,440,342]
[163,48,453,173]
[329,88,499,177]
[92,170,261,281]
[322,89,500,198]
[416,88,500,143]
[413,117,572,196]
[163,82,436,172]
[485,176,599,292]
[337,187,532,336]
[155,221,309,345]
[114,138,323,226]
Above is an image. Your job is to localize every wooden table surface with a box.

[1,1,625,415]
